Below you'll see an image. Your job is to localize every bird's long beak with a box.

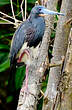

[39,8,65,16]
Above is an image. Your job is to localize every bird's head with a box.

[30,5,65,17]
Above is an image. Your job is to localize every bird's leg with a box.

[25,65,28,89]
[17,49,30,94]
[17,49,30,63]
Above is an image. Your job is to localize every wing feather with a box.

[10,21,36,65]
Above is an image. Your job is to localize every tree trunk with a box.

[42,0,72,110]
[58,28,72,110]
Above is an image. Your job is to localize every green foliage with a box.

[15,65,26,90]
[6,96,13,103]
[42,74,48,92]
[0,0,10,6]
[51,31,55,38]
[56,1,62,12]
[28,0,36,3]
[0,59,10,72]
[37,98,43,110]
[0,44,9,50]
[7,65,26,93]
[0,32,10,70]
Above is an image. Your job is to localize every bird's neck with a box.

[28,13,39,22]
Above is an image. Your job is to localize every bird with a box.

[9,5,65,93]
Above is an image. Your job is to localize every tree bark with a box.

[42,0,72,110]
[58,28,72,110]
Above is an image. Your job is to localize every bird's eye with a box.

[39,8,41,11]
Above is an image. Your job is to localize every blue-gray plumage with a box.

[10,5,65,66]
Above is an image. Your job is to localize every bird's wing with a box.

[25,23,43,47]
[25,27,37,47]
[10,22,37,65]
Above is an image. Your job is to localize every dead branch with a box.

[0,1,22,27]
[21,0,25,21]
[57,28,72,110]
[25,0,27,20]
[49,61,62,68]
[66,18,72,24]
[0,16,15,25]
[10,0,17,25]
[0,11,21,23]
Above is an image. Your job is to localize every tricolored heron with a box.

[10,5,64,93]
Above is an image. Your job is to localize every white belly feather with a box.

[17,42,39,66]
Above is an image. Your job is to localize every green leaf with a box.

[0,52,9,64]
[51,31,55,38]
[0,33,13,39]
[41,74,48,92]
[28,0,36,3]
[37,97,43,110]
[15,65,26,90]
[0,59,10,72]
[55,15,58,20]
[0,0,10,6]
[6,96,13,103]
[0,44,9,50]
[49,49,52,54]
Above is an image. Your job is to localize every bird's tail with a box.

[8,60,17,93]
[8,58,25,93]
